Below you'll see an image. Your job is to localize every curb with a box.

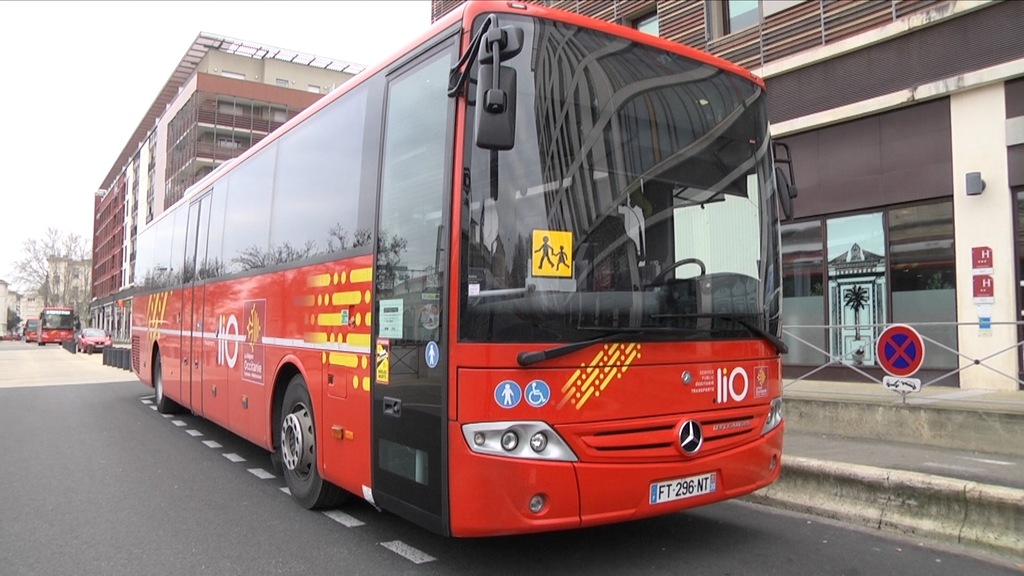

[783,397,1024,458]
[743,456,1024,563]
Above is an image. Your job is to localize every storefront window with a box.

[826,212,886,366]
[781,201,957,375]
[889,201,957,370]
[781,220,824,364]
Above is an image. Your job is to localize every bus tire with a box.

[153,352,183,414]
[279,374,346,509]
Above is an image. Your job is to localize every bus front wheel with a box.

[279,374,346,509]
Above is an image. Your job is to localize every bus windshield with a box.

[459,15,781,345]
[41,309,76,330]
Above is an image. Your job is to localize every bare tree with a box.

[327,225,373,252]
[231,241,318,271]
[12,228,91,312]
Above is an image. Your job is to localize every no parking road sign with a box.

[876,324,925,378]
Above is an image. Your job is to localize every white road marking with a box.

[922,462,975,473]
[161,414,173,418]
[141,399,153,405]
[247,468,275,480]
[280,487,291,495]
[202,440,223,449]
[323,510,365,528]
[171,420,187,427]
[185,429,203,437]
[149,405,157,410]
[223,453,245,463]
[961,456,1014,466]
[380,541,435,564]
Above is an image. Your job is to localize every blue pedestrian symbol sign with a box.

[494,380,522,408]
[425,341,439,369]
[525,380,550,408]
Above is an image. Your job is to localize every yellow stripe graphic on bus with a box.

[331,291,362,306]
[146,291,169,343]
[307,274,332,288]
[557,343,640,410]
[350,267,373,284]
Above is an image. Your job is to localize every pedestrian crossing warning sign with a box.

[532,229,573,278]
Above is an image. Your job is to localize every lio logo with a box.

[217,314,239,368]
[716,367,749,404]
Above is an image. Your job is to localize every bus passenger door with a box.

[371,42,456,534]
[182,193,212,414]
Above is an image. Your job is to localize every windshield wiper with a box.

[516,329,645,367]
[649,313,788,354]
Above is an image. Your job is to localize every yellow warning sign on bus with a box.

[376,339,390,384]
[532,229,573,278]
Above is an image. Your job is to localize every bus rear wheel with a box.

[279,374,346,509]
[153,352,183,414]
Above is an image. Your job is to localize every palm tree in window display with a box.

[843,285,869,363]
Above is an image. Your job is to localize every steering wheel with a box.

[650,258,706,285]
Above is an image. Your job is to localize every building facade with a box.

[90,34,364,341]
[432,0,1024,390]
[20,290,42,327]
[0,279,10,334]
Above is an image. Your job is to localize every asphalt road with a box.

[1,342,1021,575]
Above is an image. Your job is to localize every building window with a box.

[634,12,659,36]
[217,101,244,116]
[307,84,321,93]
[888,201,957,370]
[781,220,824,366]
[710,0,806,37]
[221,70,245,80]
[276,78,289,87]
[726,0,759,33]
[825,212,887,367]
[269,106,288,122]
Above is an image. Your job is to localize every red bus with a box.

[132,1,795,537]
[38,306,77,345]
[24,318,39,343]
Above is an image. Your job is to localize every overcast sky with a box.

[0,0,433,286]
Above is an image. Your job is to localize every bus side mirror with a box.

[475,25,523,151]
[773,141,798,220]
[776,166,795,220]
[475,64,517,150]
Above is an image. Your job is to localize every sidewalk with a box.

[745,378,1024,564]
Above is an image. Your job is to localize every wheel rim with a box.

[281,404,314,477]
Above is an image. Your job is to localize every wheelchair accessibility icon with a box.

[525,380,550,408]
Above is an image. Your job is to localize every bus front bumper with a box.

[447,423,784,537]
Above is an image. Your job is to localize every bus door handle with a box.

[383,397,402,418]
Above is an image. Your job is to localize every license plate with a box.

[649,472,717,505]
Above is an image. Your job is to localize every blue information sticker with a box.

[425,341,439,368]
[525,380,550,408]
[494,380,522,408]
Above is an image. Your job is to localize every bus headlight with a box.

[501,430,519,451]
[462,421,577,462]
[761,397,783,435]
[529,432,548,453]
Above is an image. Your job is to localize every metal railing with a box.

[781,321,1024,390]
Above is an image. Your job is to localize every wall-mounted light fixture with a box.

[966,172,986,196]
